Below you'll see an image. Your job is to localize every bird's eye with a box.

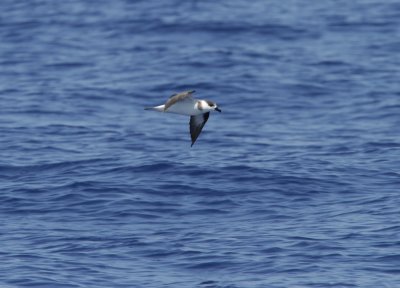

[206,101,214,107]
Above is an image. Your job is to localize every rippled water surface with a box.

[1,0,400,287]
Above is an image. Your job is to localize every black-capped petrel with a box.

[145,90,221,147]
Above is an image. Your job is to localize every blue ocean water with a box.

[1,0,400,287]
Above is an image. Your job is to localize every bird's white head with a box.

[202,100,222,113]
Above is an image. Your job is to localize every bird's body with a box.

[146,101,198,116]
[145,90,221,146]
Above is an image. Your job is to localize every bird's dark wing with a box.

[164,90,195,111]
[189,112,209,147]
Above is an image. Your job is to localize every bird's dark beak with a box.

[215,107,222,112]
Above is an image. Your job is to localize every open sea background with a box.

[1,0,399,287]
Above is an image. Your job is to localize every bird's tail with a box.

[144,105,165,112]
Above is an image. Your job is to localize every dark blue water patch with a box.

[44,61,93,69]
[104,162,177,174]
[187,260,240,270]
[0,158,114,177]
[8,279,80,288]
[302,282,358,288]
[198,281,240,288]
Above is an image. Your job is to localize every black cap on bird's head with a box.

[205,100,221,112]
